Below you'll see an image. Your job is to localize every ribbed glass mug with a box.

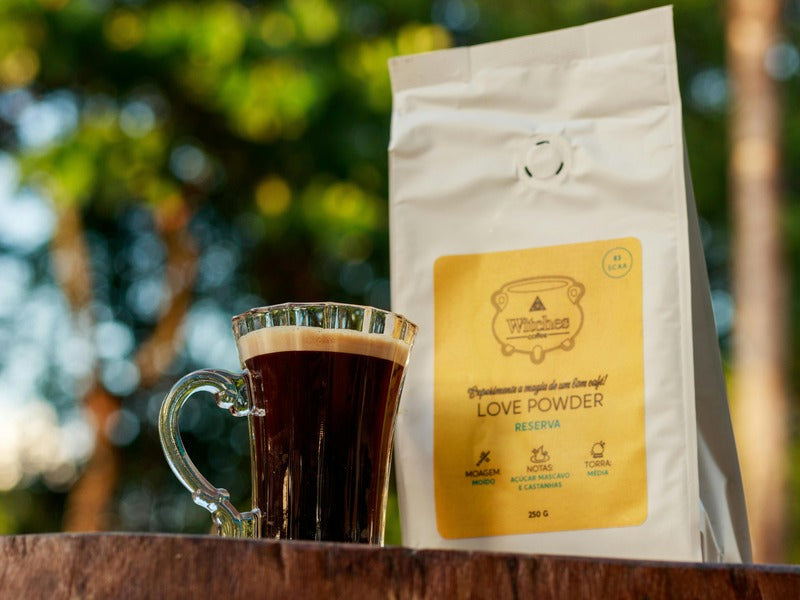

[159,303,417,543]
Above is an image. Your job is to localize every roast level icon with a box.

[491,276,585,364]
[591,441,605,458]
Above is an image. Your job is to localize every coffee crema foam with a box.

[237,326,410,364]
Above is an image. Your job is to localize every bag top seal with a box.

[389,5,675,94]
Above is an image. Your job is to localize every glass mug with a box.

[159,302,417,543]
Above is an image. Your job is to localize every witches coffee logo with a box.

[491,276,585,364]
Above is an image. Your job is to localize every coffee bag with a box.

[388,6,750,562]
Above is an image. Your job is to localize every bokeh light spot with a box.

[170,144,211,184]
[259,11,296,48]
[0,188,55,253]
[255,175,292,216]
[396,24,452,56]
[732,137,778,179]
[119,100,156,138]
[104,10,145,51]
[0,47,40,88]
[0,256,32,319]
[690,68,728,112]
[711,289,734,337]
[765,41,800,81]
[95,320,135,361]
[198,242,240,290]
[126,276,166,322]
[432,0,480,32]
[105,408,141,445]
[17,92,79,149]
[289,0,339,45]
[56,333,96,379]
[185,301,239,370]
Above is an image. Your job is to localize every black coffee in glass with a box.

[239,326,409,543]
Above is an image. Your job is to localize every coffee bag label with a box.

[433,237,646,537]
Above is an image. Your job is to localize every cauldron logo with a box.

[491,276,585,364]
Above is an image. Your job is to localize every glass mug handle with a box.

[158,369,260,537]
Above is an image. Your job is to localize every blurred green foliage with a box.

[0,0,798,558]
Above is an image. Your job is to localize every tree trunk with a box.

[726,0,787,563]
[61,385,120,531]
[51,204,121,532]
[57,200,198,532]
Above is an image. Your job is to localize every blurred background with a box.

[0,0,797,563]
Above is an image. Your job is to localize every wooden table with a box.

[1,533,798,598]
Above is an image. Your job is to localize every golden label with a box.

[433,238,646,538]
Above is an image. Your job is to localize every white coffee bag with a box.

[388,6,750,562]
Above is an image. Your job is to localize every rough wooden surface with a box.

[0,533,798,599]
